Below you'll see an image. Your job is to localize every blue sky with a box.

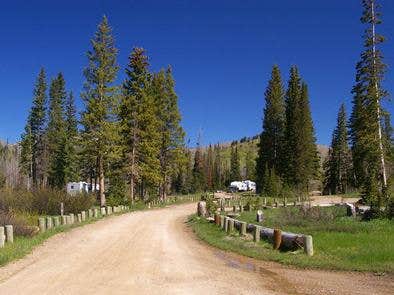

[1,0,393,146]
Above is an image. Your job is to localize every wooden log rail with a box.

[212,213,313,256]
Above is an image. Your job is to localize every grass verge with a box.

[188,210,394,273]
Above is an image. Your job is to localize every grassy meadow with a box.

[189,205,394,273]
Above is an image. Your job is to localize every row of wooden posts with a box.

[0,225,13,248]
[38,205,130,233]
[221,197,307,214]
[213,212,314,256]
[147,195,197,208]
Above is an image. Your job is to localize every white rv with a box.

[229,181,248,192]
[66,182,99,195]
[229,180,256,192]
[243,180,256,192]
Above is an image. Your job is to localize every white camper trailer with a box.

[229,181,248,192]
[243,180,256,192]
[66,182,99,195]
[229,180,256,192]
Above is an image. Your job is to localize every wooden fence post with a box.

[240,222,246,236]
[94,208,99,218]
[0,227,5,248]
[273,229,282,250]
[228,219,234,233]
[70,213,75,224]
[53,216,60,227]
[220,215,225,228]
[61,215,67,225]
[224,217,229,232]
[214,213,220,226]
[304,235,314,256]
[46,217,53,229]
[253,225,261,242]
[81,211,86,221]
[101,207,106,216]
[38,217,46,232]
[77,213,82,223]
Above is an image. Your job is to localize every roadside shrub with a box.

[200,193,218,216]
[0,210,36,236]
[62,193,96,214]
[0,189,34,212]
[0,189,96,215]
[276,206,347,227]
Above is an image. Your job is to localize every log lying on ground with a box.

[233,220,306,250]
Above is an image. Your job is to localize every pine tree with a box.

[20,122,33,189]
[21,68,48,188]
[47,73,67,188]
[153,67,185,199]
[213,144,222,189]
[120,47,160,201]
[64,91,79,182]
[245,146,256,181]
[284,67,319,190]
[324,104,353,194]
[230,144,241,181]
[193,137,205,192]
[349,0,390,207]
[261,166,282,197]
[293,83,320,189]
[81,16,119,206]
[205,145,214,190]
[284,66,302,186]
[256,65,285,191]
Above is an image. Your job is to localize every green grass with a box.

[189,207,394,273]
[0,194,199,267]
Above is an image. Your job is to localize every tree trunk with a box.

[130,175,134,204]
[98,155,105,207]
[371,2,387,191]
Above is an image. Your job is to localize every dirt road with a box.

[0,203,392,294]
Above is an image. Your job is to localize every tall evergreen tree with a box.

[349,0,390,207]
[293,83,320,188]
[21,68,48,188]
[205,145,214,190]
[284,66,302,186]
[81,16,119,206]
[230,144,241,180]
[120,47,160,201]
[192,135,205,192]
[245,146,256,181]
[213,144,223,189]
[64,91,79,182]
[153,67,185,199]
[20,121,33,189]
[256,65,285,191]
[284,67,319,190]
[324,104,353,194]
[47,73,67,188]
